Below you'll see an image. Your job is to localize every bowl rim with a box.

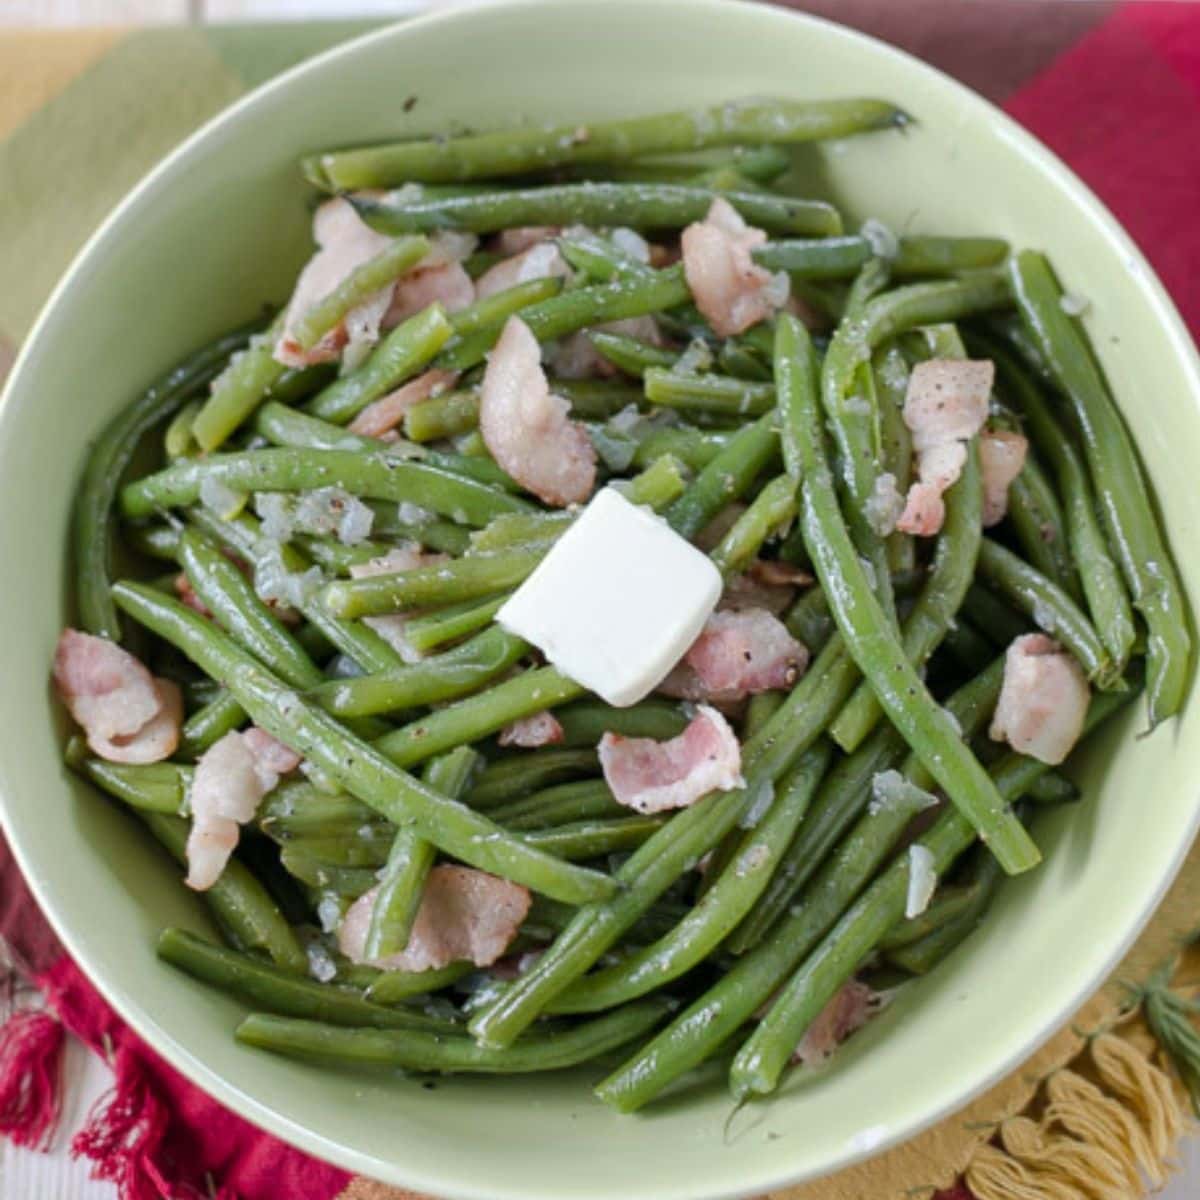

[3,0,1200,1195]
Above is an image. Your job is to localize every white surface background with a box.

[1,1,1197,1196]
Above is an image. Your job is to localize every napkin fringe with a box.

[965,1034,1188,1200]
[0,1007,64,1150]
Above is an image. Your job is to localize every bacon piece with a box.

[385,261,475,325]
[479,316,596,507]
[337,865,531,972]
[599,705,744,814]
[52,629,182,764]
[791,979,882,1067]
[474,242,571,301]
[274,198,394,368]
[185,726,300,890]
[980,430,1029,527]
[347,368,459,438]
[659,609,807,702]
[989,633,1089,766]
[681,198,788,338]
[498,712,565,748]
[494,226,561,256]
[348,545,447,663]
[896,359,993,537]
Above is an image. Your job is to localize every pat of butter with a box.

[497,488,722,707]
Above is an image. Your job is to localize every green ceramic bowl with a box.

[2,1,1199,1195]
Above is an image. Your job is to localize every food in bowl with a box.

[52,96,1188,1114]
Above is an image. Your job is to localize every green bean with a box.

[403,595,509,655]
[776,313,1039,875]
[490,781,623,831]
[259,781,376,836]
[236,996,673,1073]
[366,962,475,1004]
[1008,251,1188,726]
[523,816,665,861]
[323,545,545,618]
[943,620,996,674]
[709,475,798,577]
[642,368,774,418]
[448,274,566,336]
[554,699,688,748]
[192,318,287,453]
[588,330,678,377]
[976,537,1116,686]
[371,667,586,770]
[784,569,924,657]
[124,522,184,562]
[879,850,999,954]
[179,528,325,689]
[469,748,599,810]
[469,510,572,553]
[303,304,455,424]
[251,399,422,456]
[972,331,1136,674]
[365,501,473,555]
[437,267,691,373]
[121,449,531,527]
[280,847,376,896]
[550,742,833,1016]
[630,426,731,472]
[353,183,840,240]
[465,631,861,1050]
[885,876,998,975]
[873,346,915,575]
[963,581,1030,646]
[75,323,255,639]
[140,812,307,972]
[67,743,191,815]
[267,363,340,404]
[306,98,905,189]
[366,747,482,960]
[312,626,529,717]
[113,584,616,906]
[663,411,780,539]
[164,399,202,460]
[187,507,405,676]
[753,235,1008,279]
[599,673,1127,1112]
[829,441,982,752]
[157,928,463,1031]
[404,389,482,441]
[292,235,431,352]
[1006,457,1081,602]
[179,693,246,758]
[1027,770,1080,805]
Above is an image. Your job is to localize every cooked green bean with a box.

[403,594,510,655]
[709,475,798,577]
[438,267,691,373]
[873,345,915,575]
[113,583,616,906]
[141,812,307,972]
[157,928,460,1031]
[973,330,1136,674]
[1008,251,1188,726]
[236,996,673,1073]
[66,742,191,815]
[554,700,688,748]
[449,274,566,336]
[523,815,666,861]
[963,580,1030,646]
[303,304,455,424]
[642,368,774,417]
[312,626,529,717]
[366,961,475,1004]
[404,389,482,442]
[489,780,623,831]
[880,849,1000,956]
[976,537,1116,686]
[259,781,377,837]
[468,748,600,810]
[76,323,255,639]
[306,98,905,189]
[828,440,982,752]
[753,234,1008,279]
[121,448,531,527]
[357,183,840,239]
[366,747,482,960]
[777,313,1039,875]
[465,632,862,1051]
[164,399,202,460]
[588,330,678,377]
[550,741,833,1015]
[292,235,431,351]
[1006,456,1081,602]
[192,317,287,454]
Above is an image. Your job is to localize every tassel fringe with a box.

[0,1008,65,1150]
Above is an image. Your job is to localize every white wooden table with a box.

[0,2,1196,1197]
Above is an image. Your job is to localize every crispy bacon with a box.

[980,430,1029,527]
[989,633,1089,765]
[599,705,744,814]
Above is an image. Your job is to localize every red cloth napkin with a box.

[1,4,1197,1198]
